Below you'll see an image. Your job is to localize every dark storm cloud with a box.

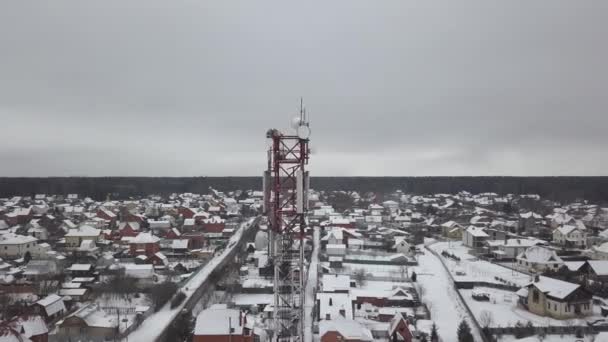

[0,0,607,176]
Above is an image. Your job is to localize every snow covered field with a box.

[413,243,483,342]
[498,335,596,342]
[460,287,603,328]
[127,218,257,342]
[429,241,531,287]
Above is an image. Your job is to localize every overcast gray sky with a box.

[1,1,607,176]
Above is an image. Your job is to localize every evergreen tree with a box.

[457,320,474,342]
[430,322,439,342]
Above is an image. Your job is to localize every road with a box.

[415,244,484,342]
[304,227,320,342]
[126,217,259,342]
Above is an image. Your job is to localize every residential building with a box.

[129,233,161,257]
[517,276,592,319]
[553,225,586,248]
[462,226,489,252]
[0,233,39,259]
[319,318,373,342]
[193,304,254,342]
[64,226,101,248]
[516,246,564,272]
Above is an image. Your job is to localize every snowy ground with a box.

[429,241,531,287]
[304,227,320,342]
[126,218,257,342]
[498,335,596,342]
[413,243,484,342]
[460,287,603,328]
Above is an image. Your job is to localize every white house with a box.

[553,225,586,248]
[0,233,39,258]
[516,246,564,272]
[395,236,412,256]
[462,226,489,251]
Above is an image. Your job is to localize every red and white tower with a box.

[264,100,311,341]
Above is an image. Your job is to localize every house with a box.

[319,318,373,342]
[68,264,95,278]
[96,209,116,223]
[129,233,161,257]
[590,242,608,260]
[193,304,254,342]
[117,222,140,238]
[517,276,592,319]
[498,239,543,259]
[516,246,564,272]
[519,212,543,233]
[553,225,586,248]
[395,236,412,256]
[462,226,489,252]
[57,303,126,341]
[124,264,155,280]
[64,226,101,248]
[200,216,226,233]
[0,233,39,259]
[441,221,463,239]
[34,294,66,322]
[388,313,413,342]
[322,274,352,293]
[317,293,353,320]
[581,260,608,282]
[0,315,49,342]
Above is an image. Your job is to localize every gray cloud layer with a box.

[1,1,607,176]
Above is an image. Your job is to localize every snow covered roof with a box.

[527,276,580,300]
[194,305,249,335]
[322,274,351,292]
[319,317,373,341]
[465,226,489,237]
[65,225,100,237]
[171,239,189,249]
[124,264,155,278]
[131,233,160,244]
[0,233,37,245]
[517,246,563,264]
[317,292,353,320]
[556,225,579,236]
[520,212,542,219]
[36,294,65,316]
[586,260,608,276]
[69,264,93,272]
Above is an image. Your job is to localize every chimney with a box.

[239,311,243,326]
[534,274,540,282]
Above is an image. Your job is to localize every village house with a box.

[462,226,489,252]
[129,233,161,257]
[519,211,543,234]
[317,293,354,321]
[193,304,255,342]
[590,242,608,260]
[117,222,140,237]
[441,221,463,239]
[388,313,414,342]
[34,294,66,322]
[553,225,586,248]
[96,209,116,224]
[517,276,593,319]
[0,233,39,259]
[0,315,49,342]
[319,318,373,342]
[516,246,564,272]
[64,226,101,248]
[581,260,608,282]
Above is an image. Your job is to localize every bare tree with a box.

[353,269,367,286]
[479,310,494,328]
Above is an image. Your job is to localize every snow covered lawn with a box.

[430,241,531,287]
[460,286,604,328]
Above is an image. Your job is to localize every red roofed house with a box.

[118,222,140,238]
[96,209,117,224]
[178,207,198,219]
[201,216,226,233]
[388,313,413,342]
[320,318,373,342]
[129,233,161,257]
[193,304,254,342]
[165,227,182,239]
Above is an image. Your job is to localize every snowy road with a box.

[304,227,320,342]
[126,218,258,342]
[415,243,484,342]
